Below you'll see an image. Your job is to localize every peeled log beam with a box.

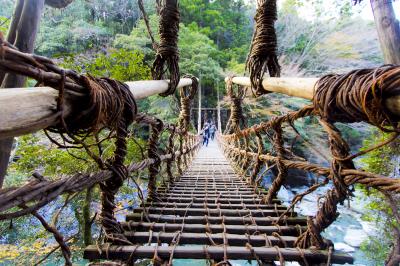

[0,79,193,139]
[226,76,400,116]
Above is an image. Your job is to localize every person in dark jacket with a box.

[202,122,210,146]
[209,123,216,140]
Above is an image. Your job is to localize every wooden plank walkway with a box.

[84,141,353,265]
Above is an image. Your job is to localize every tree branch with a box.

[45,0,73,9]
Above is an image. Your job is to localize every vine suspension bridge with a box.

[0,0,400,265]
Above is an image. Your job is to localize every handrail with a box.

[225,76,400,116]
[0,78,193,139]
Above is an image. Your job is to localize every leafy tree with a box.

[114,15,223,108]
[61,48,151,82]
[36,18,111,56]
[0,16,10,33]
[358,132,400,265]
[179,0,252,50]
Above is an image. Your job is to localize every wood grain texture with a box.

[0,79,193,139]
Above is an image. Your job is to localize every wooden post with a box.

[0,0,45,188]
[370,0,400,64]
[225,76,400,115]
[217,80,222,132]
[0,79,194,140]
[197,75,202,134]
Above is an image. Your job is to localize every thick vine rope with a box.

[220,65,400,253]
[224,77,247,134]
[314,65,400,131]
[246,0,280,96]
[152,0,180,96]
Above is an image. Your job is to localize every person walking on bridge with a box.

[202,121,210,146]
[209,122,216,140]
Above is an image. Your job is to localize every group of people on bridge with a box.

[201,121,217,146]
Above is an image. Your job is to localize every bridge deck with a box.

[84,141,353,265]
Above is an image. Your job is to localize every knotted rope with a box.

[44,66,138,245]
[178,74,199,132]
[221,65,400,251]
[246,0,280,96]
[224,77,247,134]
[314,65,400,131]
[152,0,180,96]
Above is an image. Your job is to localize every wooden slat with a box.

[121,222,306,236]
[155,193,267,198]
[143,202,287,210]
[123,231,297,247]
[84,141,353,264]
[131,207,294,217]
[126,213,306,226]
[84,245,354,264]
[159,185,259,190]
[156,189,264,195]
[154,196,281,204]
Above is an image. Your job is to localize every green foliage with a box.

[357,132,400,264]
[36,18,111,56]
[61,48,151,82]
[179,0,252,50]
[114,18,206,114]
[35,0,144,56]
[0,16,10,34]
[360,131,399,175]
[10,134,96,177]
[114,15,223,84]
[8,130,146,183]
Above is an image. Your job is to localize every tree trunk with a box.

[83,187,93,246]
[0,0,24,87]
[370,0,400,64]
[0,0,45,188]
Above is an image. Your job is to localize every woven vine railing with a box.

[219,66,400,265]
[0,33,200,264]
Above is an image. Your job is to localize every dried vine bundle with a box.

[224,76,247,134]
[220,65,400,252]
[0,33,201,249]
[178,74,199,132]
[152,0,180,96]
[314,65,400,131]
[246,0,280,96]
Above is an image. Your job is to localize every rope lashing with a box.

[220,66,400,253]
[224,77,247,134]
[153,0,180,97]
[264,118,288,204]
[246,0,280,96]
[45,64,138,245]
[313,65,400,131]
[147,117,164,201]
[0,33,137,138]
[178,74,199,132]
[2,30,139,243]
[295,120,355,249]
[96,78,137,244]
